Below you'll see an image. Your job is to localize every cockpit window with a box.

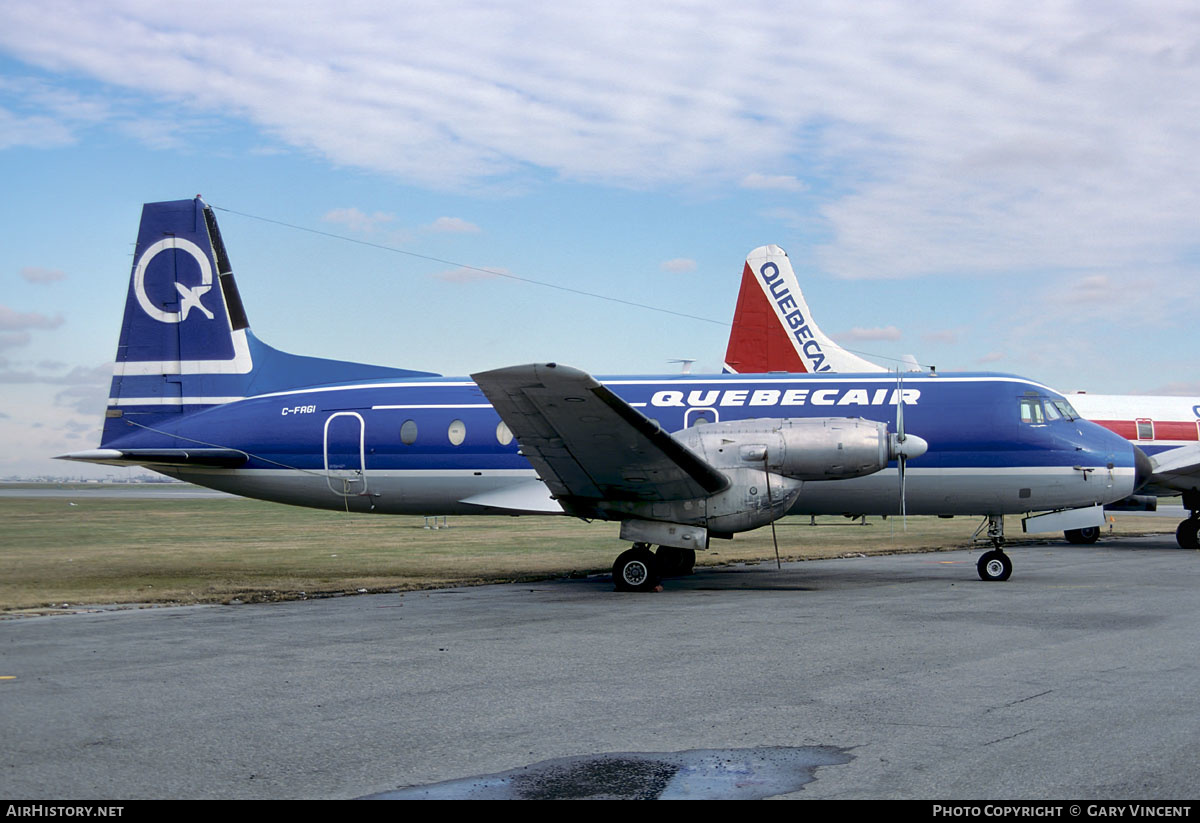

[1021,393,1079,425]
[1020,396,1045,425]
[1051,399,1079,420]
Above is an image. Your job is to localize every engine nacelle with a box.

[595,417,927,547]
[672,417,897,480]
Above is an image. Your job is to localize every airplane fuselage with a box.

[105,371,1140,520]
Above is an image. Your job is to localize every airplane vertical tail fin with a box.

[101,197,437,448]
[103,197,255,445]
[723,245,887,374]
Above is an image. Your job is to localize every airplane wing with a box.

[55,448,249,468]
[1145,443,1200,493]
[471,363,729,517]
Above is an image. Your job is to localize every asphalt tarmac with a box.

[2,535,1198,799]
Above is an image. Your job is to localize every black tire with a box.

[613,546,660,592]
[1064,527,1100,544]
[1176,519,1200,551]
[655,546,696,577]
[977,550,1013,582]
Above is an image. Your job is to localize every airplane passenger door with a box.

[324,412,367,496]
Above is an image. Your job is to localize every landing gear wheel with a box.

[1064,527,1100,544]
[977,550,1012,582]
[613,545,660,592]
[655,546,696,577]
[1176,519,1200,551]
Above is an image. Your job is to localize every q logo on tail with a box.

[133,238,215,324]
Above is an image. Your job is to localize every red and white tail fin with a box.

[723,245,887,374]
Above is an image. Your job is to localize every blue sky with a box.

[2,1,1199,477]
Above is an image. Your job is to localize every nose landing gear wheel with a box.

[977,550,1012,582]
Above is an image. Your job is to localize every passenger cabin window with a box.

[686,408,716,428]
[448,419,466,446]
[496,421,514,446]
[1136,418,1154,440]
[400,419,418,445]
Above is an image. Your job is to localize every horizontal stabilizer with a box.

[56,448,249,468]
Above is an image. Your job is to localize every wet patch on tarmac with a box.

[363,745,853,799]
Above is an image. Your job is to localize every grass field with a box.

[0,486,1178,612]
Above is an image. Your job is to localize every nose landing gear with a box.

[976,514,1013,582]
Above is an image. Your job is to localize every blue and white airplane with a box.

[59,198,1151,589]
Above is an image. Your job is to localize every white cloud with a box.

[740,173,807,193]
[921,329,960,344]
[0,331,31,351]
[1,2,1200,288]
[660,258,697,273]
[0,105,75,149]
[19,266,65,283]
[0,362,107,386]
[54,381,108,417]
[839,325,902,342]
[1067,275,1115,304]
[0,305,63,331]
[425,217,480,234]
[321,207,396,234]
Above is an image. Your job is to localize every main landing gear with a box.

[1178,518,1200,550]
[1177,492,1200,551]
[612,544,697,592]
[612,544,658,592]
[976,514,1013,582]
[655,546,697,577]
[1064,526,1101,544]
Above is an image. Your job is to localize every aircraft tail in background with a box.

[723,245,892,375]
